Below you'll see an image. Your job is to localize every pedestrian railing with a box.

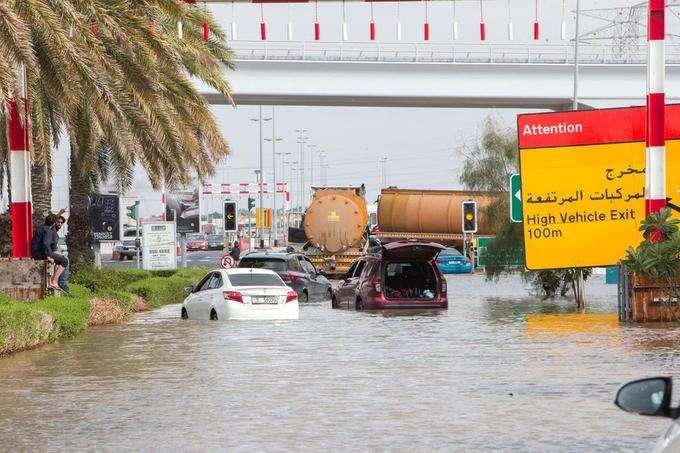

[230,40,680,65]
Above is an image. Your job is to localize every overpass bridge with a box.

[197,41,680,110]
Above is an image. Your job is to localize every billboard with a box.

[166,189,200,234]
[89,194,120,241]
[142,222,177,271]
[518,105,680,270]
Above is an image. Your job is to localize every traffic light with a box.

[248,196,256,211]
[462,200,477,233]
[126,202,139,220]
[224,200,237,232]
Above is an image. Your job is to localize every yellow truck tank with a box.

[377,188,499,243]
[304,187,369,254]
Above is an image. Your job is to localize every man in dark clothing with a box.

[229,241,240,261]
[30,214,68,291]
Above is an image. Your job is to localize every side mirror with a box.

[183,285,194,296]
[615,377,674,417]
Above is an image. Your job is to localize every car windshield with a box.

[239,258,287,272]
[229,273,285,287]
[442,248,463,256]
[187,234,205,240]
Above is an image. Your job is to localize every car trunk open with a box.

[383,261,439,301]
[381,241,445,261]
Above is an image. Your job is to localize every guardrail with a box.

[230,41,680,65]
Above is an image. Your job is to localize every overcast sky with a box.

[45,0,680,218]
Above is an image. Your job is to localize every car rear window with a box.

[239,258,287,272]
[229,273,285,287]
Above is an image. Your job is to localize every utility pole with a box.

[250,107,271,248]
[379,155,388,188]
[265,108,283,247]
[295,129,308,209]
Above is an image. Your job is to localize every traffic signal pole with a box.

[646,0,666,216]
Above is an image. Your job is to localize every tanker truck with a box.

[376,188,498,246]
[301,186,370,277]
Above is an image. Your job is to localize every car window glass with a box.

[229,273,286,287]
[346,262,358,278]
[239,258,287,272]
[287,258,301,272]
[208,273,223,290]
[195,273,213,292]
[302,259,316,275]
[353,261,366,278]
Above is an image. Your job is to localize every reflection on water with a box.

[0,274,678,452]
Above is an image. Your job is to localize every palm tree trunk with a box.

[31,155,51,226]
[67,148,93,271]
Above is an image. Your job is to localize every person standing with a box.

[229,241,241,262]
[53,213,69,292]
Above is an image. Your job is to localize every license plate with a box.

[252,296,278,305]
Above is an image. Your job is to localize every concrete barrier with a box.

[0,259,47,301]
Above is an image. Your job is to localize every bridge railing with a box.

[230,41,680,65]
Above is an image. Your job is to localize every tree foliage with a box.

[459,116,589,300]
[0,0,235,266]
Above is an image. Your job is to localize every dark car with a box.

[238,252,333,303]
[115,229,142,260]
[206,234,224,250]
[334,240,447,310]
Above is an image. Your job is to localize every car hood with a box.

[382,241,445,261]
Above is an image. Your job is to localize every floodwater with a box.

[1,274,679,452]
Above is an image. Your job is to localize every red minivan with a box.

[334,241,448,310]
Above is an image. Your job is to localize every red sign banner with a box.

[517,104,680,150]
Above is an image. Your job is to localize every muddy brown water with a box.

[1,274,679,452]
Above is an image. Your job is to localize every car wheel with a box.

[210,309,218,321]
[355,298,364,311]
[298,290,309,304]
[181,307,188,319]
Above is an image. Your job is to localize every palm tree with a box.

[1,1,235,269]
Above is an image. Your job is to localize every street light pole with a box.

[265,111,284,247]
[250,107,271,248]
[572,0,581,110]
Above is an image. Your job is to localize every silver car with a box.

[615,377,680,452]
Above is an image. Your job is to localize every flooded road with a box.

[1,274,679,452]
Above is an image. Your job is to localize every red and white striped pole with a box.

[646,0,666,216]
[8,65,33,257]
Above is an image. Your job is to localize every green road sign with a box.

[509,173,522,223]
[477,236,524,268]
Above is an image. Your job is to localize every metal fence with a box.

[231,41,680,65]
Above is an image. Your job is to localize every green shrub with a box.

[72,266,151,292]
[35,295,90,339]
[126,276,193,309]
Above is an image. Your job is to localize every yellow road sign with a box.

[518,106,680,270]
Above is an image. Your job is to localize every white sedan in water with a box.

[181,268,299,321]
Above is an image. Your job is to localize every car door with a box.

[339,260,365,307]
[302,258,325,301]
[338,261,359,306]
[196,273,219,319]
[206,272,224,316]
[185,273,213,319]
[295,256,313,299]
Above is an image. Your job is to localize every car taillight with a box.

[223,291,243,303]
[281,273,298,283]
[286,291,298,303]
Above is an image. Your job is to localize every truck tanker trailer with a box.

[301,186,370,276]
[376,188,499,246]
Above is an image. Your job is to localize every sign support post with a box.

[646,0,666,216]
